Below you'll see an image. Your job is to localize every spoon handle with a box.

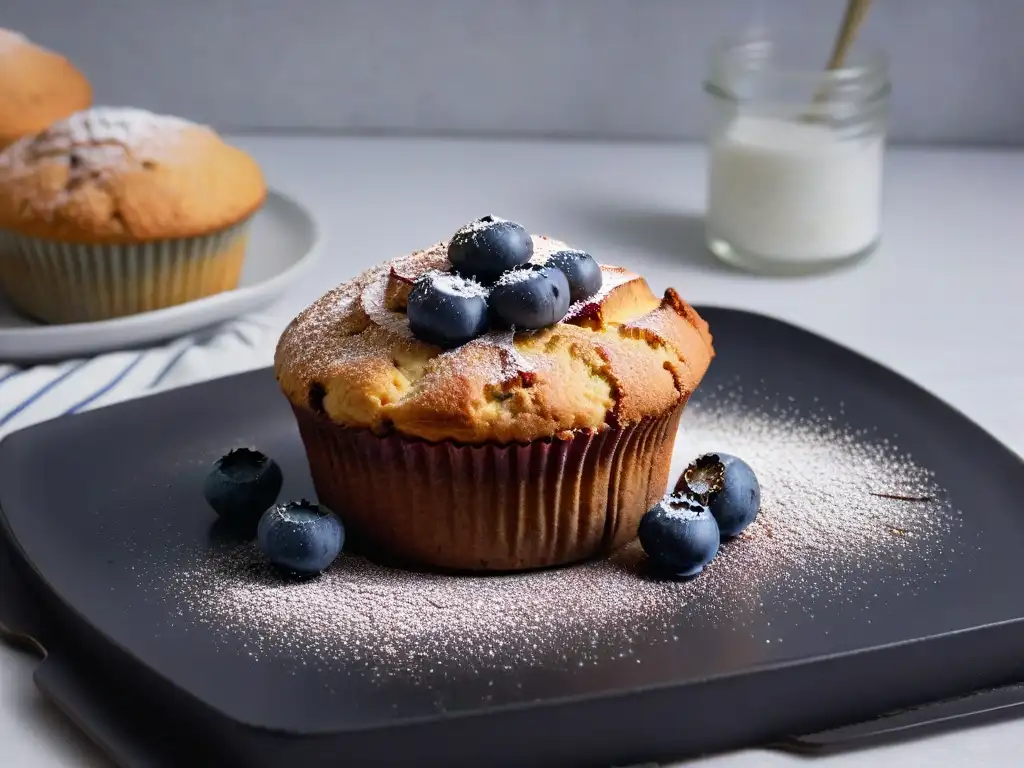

[826,0,873,70]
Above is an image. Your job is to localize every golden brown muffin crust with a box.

[275,235,714,444]
[0,107,266,243]
[0,29,93,148]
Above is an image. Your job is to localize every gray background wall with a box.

[4,0,1023,145]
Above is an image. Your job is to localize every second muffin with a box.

[0,106,266,323]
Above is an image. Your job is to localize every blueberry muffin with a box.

[0,106,266,323]
[0,28,92,150]
[275,217,714,571]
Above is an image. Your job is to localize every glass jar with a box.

[704,26,890,275]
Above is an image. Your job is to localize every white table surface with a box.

[2,135,1022,767]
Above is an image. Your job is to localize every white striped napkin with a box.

[0,316,283,440]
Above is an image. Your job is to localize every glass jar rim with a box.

[709,24,889,84]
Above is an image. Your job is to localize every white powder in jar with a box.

[707,115,883,262]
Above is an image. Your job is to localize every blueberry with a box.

[407,270,490,348]
[203,448,283,527]
[638,493,720,578]
[676,452,761,538]
[489,265,571,330]
[545,249,603,304]
[447,215,533,284]
[257,500,345,576]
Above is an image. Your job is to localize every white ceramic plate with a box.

[0,190,319,363]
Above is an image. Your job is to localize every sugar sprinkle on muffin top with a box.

[275,225,714,445]
[0,28,29,52]
[0,107,195,184]
[0,106,266,243]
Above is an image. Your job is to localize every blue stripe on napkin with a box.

[146,327,223,390]
[0,360,92,428]
[0,317,280,437]
[64,353,147,415]
[0,367,21,388]
[147,344,194,390]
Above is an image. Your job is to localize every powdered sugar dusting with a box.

[62,107,193,148]
[280,234,636,394]
[0,28,28,53]
[458,215,507,235]
[0,107,197,180]
[151,382,963,680]
[493,266,539,287]
[454,329,534,379]
[660,495,705,521]
[529,235,573,264]
[354,246,564,380]
[564,265,637,322]
[421,270,489,299]
[360,269,414,339]
[389,245,451,282]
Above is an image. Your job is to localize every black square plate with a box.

[1,306,1023,768]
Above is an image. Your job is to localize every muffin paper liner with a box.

[0,218,253,324]
[292,402,686,572]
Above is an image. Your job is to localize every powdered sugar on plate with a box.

[150,380,963,681]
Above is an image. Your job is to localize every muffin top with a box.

[275,221,714,444]
[0,29,92,149]
[0,106,266,243]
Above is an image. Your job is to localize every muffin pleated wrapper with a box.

[292,402,685,572]
[0,217,253,324]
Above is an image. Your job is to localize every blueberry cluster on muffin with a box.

[275,216,714,572]
[406,216,603,347]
